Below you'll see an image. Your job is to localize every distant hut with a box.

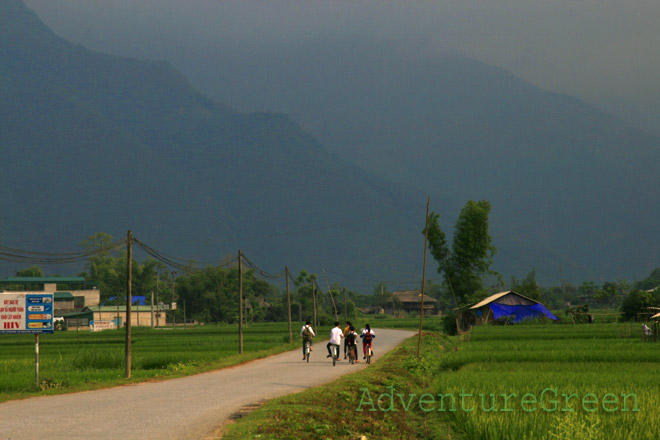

[392,290,438,315]
[468,290,558,326]
[357,306,385,315]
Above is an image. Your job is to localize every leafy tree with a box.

[511,269,541,300]
[425,200,497,306]
[78,233,125,302]
[634,267,660,291]
[426,279,453,313]
[620,289,660,321]
[15,266,44,277]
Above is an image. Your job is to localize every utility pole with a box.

[323,269,338,321]
[238,250,244,354]
[343,287,347,322]
[125,230,133,378]
[286,266,292,343]
[156,274,160,328]
[312,282,318,331]
[418,197,430,359]
[171,271,176,328]
[183,296,187,330]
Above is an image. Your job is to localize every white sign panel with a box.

[90,320,116,332]
[0,293,54,334]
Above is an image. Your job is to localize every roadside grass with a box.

[221,332,460,440]
[0,322,297,401]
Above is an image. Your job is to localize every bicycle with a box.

[365,344,372,364]
[347,345,356,364]
[331,344,339,366]
[304,340,311,363]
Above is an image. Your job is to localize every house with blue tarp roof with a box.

[468,290,558,326]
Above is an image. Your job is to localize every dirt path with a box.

[0,328,414,440]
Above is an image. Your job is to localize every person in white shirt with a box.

[326,321,344,359]
[300,321,316,360]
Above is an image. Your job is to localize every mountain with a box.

[0,0,427,291]
[173,40,660,285]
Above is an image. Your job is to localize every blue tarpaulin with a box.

[489,303,558,323]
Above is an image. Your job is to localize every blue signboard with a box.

[0,293,54,334]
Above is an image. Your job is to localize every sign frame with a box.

[0,293,55,334]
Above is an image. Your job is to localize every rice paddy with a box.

[0,322,296,401]
[434,323,660,439]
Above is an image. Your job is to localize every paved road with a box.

[0,328,414,440]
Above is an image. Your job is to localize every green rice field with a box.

[434,323,660,439]
[0,322,296,401]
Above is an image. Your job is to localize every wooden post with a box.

[323,269,339,321]
[312,282,318,331]
[417,197,430,359]
[286,266,292,343]
[156,274,160,328]
[125,230,133,378]
[150,289,155,329]
[238,250,244,354]
[171,271,176,328]
[35,334,40,389]
[343,287,347,321]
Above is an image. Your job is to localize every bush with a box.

[442,311,459,335]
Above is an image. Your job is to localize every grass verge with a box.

[220,331,460,440]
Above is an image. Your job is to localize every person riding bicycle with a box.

[343,320,352,359]
[360,323,376,359]
[326,321,344,360]
[346,325,359,363]
[300,320,315,360]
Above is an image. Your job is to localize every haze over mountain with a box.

[0,0,426,291]
[3,0,660,290]
[22,0,660,137]
[196,40,660,286]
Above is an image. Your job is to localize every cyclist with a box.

[360,323,376,359]
[326,321,344,360]
[346,325,359,363]
[300,320,315,360]
[343,320,352,359]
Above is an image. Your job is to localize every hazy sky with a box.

[23,0,660,133]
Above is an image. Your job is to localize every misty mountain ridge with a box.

[0,0,426,291]
[180,37,660,285]
[3,0,660,289]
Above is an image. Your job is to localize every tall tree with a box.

[425,200,497,305]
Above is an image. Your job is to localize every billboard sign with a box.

[90,320,116,332]
[0,293,54,334]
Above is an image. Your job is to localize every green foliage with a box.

[620,289,660,321]
[425,200,497,307]
[14,265,44,277]
[426,212,449,269]
[565,304,591,324]
[511,269,542,300]
[633,267,660,291]
[442,311,459,336]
